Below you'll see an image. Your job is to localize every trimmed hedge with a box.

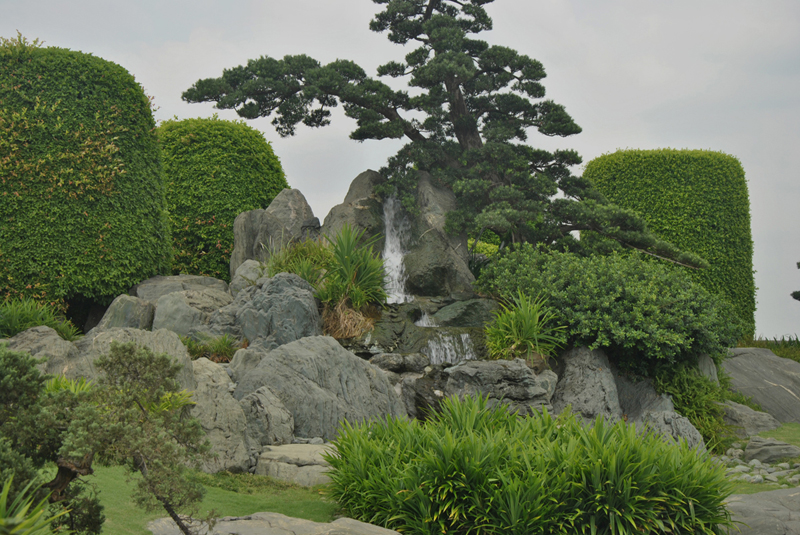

[157,117,287,281]
[0,35,170,308]
[584,149,755,335]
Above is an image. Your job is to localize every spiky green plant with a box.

[485,290,566,362]
[0,476,68,535]
[0,298,81,341]
[43,376,94,395]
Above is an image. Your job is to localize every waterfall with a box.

[422,332,477,366]
[414,312,437,327]
[383,196,413,304]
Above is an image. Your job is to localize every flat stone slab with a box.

[254,444,335,487]
[727,488,800,534]
[148,511,399,535]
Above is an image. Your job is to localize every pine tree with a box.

[183,0,705,268]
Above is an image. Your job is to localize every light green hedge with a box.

[157,117,287,281]
[584,149,755,335]
[0,36,170,308]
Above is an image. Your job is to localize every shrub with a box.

[478,246,744,376]
[0,298,81,341]
[157,116,288,281]
[584,149,755,336]
[325,394,733,534]
[484,290,566,363]
[181,333,243,363]
[0,34,171,309]
[265,238,333,288]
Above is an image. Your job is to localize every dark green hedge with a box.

[157,117,287,281]
[0,36,170,308]
[584,149,755,335]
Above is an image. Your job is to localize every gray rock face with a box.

[640,410,705,450]
[197,273,322,350]
[369,353,429,374]
[723,348,800,423]
[90,294,154,332]
[230,189,319,278]
[4,326,79,377]
[130,274,228,305]
[254,444,332,487]
[727,488,800,535]
[721,400,781,438]
[613,371,674,421]
[697,353,719,385]
[402,172,474,297]
[148,511,400,535]
[432,299,499,327]
[240,386,295,450]
[152,288,233,338]
[552,347,622,423]
[443,359,558,416]
[189,358,249,473]
[229,259,267,298]
[744,436,800,464]
[322,170,387,253]
[233,336,406,440]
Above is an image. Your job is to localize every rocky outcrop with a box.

[230,189,320,278]
[189,358,249,473]
[129,274,228,305]
[613,370,674,421]
[152,288,233,337]
[744,437,800,464]
[5,326,80,377]
[726,487,800,535]
[720,400,781,438]
[232,336,406,440]
[229,259,267,298]
[321,170,387,252]
[254,444,332,487]
[640,411,705,450]
[148,511,400,535]
[552,347,622,423]
[89,294,154,332]
[432,299,499,327]
[240,386,295,452]
[723,348,800,423]
[195,273,322,350]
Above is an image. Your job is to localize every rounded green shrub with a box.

[157,116,287,281]
[584,149,755,335]
[477,246,744,376]
[0,35,170,309]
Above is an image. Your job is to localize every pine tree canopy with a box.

[183,0,706,268]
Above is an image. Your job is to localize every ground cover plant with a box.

[326,394,733,534]
[181,334,243,363]
[0,298,81,341]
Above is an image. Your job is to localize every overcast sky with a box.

[3,0,799,337]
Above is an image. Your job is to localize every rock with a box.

[240,387,295,450]
[229,259,267,298]
[640,410,705,450]
[233,336,406,440]
[228,348,267,382]
[723,348,800,423]
[613,370,674,422]
[369,353,429,374]
[130,274,228,305]
[148,511,400,535]
[321,170,387,253]
[443,359,558,416]
[90,294,154,332]
[432,299,499,327]
[552,347,622,423]
[197,273,322,350]
[745,437,800,464]
[727,487,800,535]
[721,401,782,438]
[254,444,332,487]
[402,172,474,297]
[189,358,249,473]
[229,189,319,278]
[152,288,233,338]
[697,353,719,385]
[4,326,80,377]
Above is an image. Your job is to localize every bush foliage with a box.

[0,34,170,308]
[326,394,733,534]
[157,116,288,281]
[478,246,744,376]
[584,149,755,336]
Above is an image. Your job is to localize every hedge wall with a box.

[0,36,170,308]
[584,149,755,335]
[157,116,287,281]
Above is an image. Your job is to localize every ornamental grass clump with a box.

[0,297,81,341]
[325,394,734,535]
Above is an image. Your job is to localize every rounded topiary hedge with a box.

[157,116,288,281]
[0,35,170,308]
[584,149,755,336]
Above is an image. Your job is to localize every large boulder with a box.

[254,444,332,487]
[552,347,622,424]
[189,358,249,473]
[230,189,320,278]
[720,400,781,438]
[151,288,233,338]
[722,348,800,423]
[229,259,267,298]
[402,172,474,297]
[89,294,154,332]
[744,436,800,464]
[232,336,406,441]
[4,326,80,377]
[727,488,800,535]
[240,386,295,451]
[195,273,322,350]
[129,274,228,305]
[432,299,499,327]
[613,370,674,421]
[443,359,558,416]
[321,170,387,252]
[640,410,705,450]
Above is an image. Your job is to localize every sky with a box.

[3,0,799,337]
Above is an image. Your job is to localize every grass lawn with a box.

[90,466,336,535]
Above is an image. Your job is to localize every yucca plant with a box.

[44,376,94,395]
[0,298,81,341]
[484,290,566,364]
[0,476,68,535]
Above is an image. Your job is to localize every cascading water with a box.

[414,312,436,327]
[382,196,413,304]
[422,332,477,366]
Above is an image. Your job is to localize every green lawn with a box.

[90,466,336,535]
